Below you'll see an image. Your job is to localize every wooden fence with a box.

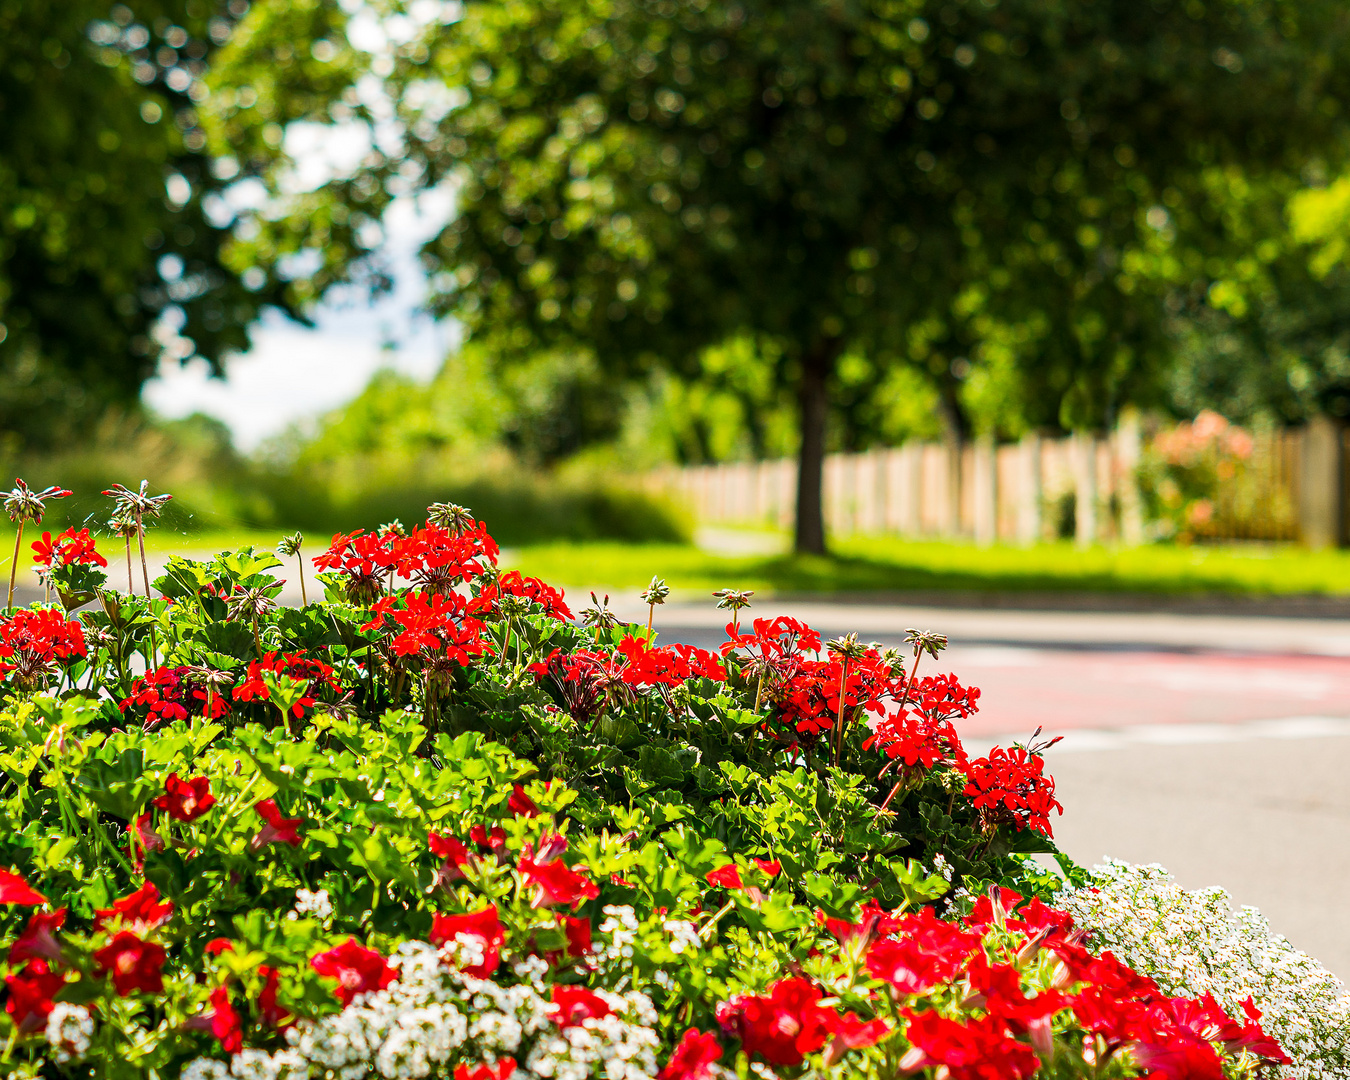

[649,417,1350,547]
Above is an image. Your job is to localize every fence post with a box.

[941,439,962,537]
[1073,431,1098,547]
[973,435,998,546]
[1300,416,1344,548]
[1016,432,1042,545]
[1115,409,1145,546]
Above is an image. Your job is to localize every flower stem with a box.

[6,520,22,612]
[297,551,308,607]
[135,512,151,599]
[833,657,849,766]
[124,534,133,594]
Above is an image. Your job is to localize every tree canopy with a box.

[0,0,361,450]
[217,0,1350,550]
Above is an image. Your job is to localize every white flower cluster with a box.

[43,1003,92,1064]
[288,889,334,921]
[1059,861,1350,1080]
[178,940,661,1080]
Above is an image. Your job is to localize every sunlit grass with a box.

[503,534,1350,601]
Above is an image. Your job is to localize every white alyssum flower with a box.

[43,1003,93,1064]
[662,920,699,956]
[288,888,334,921]
[1059,861,1350,1080]
[177,940,662,1080]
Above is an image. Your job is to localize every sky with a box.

[142,185,460,453]
[142,18,460,454]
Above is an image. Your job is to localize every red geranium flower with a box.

[962,745,1063,837]
[865,908,982,995]
[507,784,541,817]
[520,854,599,909]
[716,977,836,1067]
[0,868,47,906]
[257,964,293,1030]
[752,858,781,877]
[901,1009,1040,1080]
[826,1011,890,1049]
[204,938,234,956]
[206,985,244,1053]
[563,915,592,958]
[93,881,173,933]
[430,906,504,977]
[251,799,303,850]
[153,773,215,822]
[95,931,166,996]
[9,908,66,964]
[550,985,612,1027]
[705,864,743,890]
[453,1058,517,1080]
[31,527,107,569]
[5,960,64,1031]
[310,938,396,1005]
[659,1029,723,1080]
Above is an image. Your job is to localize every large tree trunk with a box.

[793,338,840,555]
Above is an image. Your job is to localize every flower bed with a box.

[0,485,1332,1078]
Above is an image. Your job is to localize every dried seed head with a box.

[102,480,172,521]
[712,588,754,612]
[4,479,72,525]
[107,514,139,540]
[580,591,620,631]
[276,532,304,558]
[377,519,406,538]
[496,593,533,619]
[427,502,476,533]
[639,575,670,606]
[905,628,948,658]
[826,632,867,661]
[224,585,278,624]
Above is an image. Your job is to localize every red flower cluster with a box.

[0,870,47,907]
[152,773,215,822]
[95,931,166,996]
[961,745,1063,837]
[30,527,107,569]
[233,651,340,718]
[251,799,302,850]
[478,570,572,620]
[6,959,64,1031]
[120,667,232,727]
[614,635,726,687]
[529,637,725,727]
[937,888,1292,1079]
[430,905,504,977]
[716,976,888,1067]
[658,1029,723,1080]
[0,608,85,688]
[551,984,612,1027]
[863,674,979,771]
[93,882,174,934]
[310,938,396,1005]
[362,590,490,665]
[519,837,600,909]
[315,521,498,602]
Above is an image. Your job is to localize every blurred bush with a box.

[0,407,688,547]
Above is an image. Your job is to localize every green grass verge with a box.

[503,536,1350,601]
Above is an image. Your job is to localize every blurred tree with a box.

[0,0,356,451]
[218,0,1350,552]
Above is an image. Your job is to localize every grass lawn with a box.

[503,535,1350,602]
